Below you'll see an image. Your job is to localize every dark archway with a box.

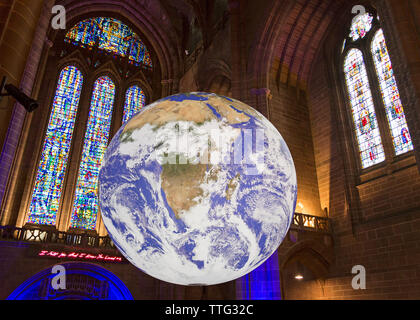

[7,262,133,300]
[280,243,331,300]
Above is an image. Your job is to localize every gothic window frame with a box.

[340,8,414,174]
[68,73,118,231]
[20,15,155,234]
[23,60,88,230]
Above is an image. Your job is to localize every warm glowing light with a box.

[294,274,304,280]
[303,218,315,228]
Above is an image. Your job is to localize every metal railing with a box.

[0,225,115,249]
[0,212,330,249]
[291,212,330,233]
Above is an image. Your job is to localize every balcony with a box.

[291,212,330,233]
[0,212,330,250]
[0,225,115,249]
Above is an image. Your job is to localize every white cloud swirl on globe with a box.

[98,92,297,286]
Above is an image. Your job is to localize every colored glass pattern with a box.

[349,13,373,41]
[344,49,385,168]
[65,17,152,68]
[70,76,115,230]
[27,66,83,225]
[371,29,413,155]
[123,85,146,124]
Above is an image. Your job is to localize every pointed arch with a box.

[371,29,413,155]
[70,76,116,230]
[7,262,133,300]
[343,48,385,168]
[27,66,84,226]
[65,17,153,68]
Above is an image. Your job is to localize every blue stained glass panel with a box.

[70,76,115,230]
[27,66,83,225]
[123,85,146,124]
[65,17,152,68]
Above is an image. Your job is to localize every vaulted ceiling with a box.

[57,0,362,90]
[273,0,348,88]
[246,0,359,90]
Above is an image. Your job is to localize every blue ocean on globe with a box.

[98,92,297,286]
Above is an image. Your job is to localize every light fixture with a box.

[0,76,39,112]
[297,202,304,212]
[294,261,304,280]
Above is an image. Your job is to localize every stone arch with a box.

[7,262,133,300]
[246,0,350,91]
[280,240,334,269]
[54,0,182,96]
[280,239,333,300]
[201,59,232,96]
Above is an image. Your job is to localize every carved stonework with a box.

[250,88,272,100]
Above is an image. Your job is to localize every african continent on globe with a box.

[98,92,297,286]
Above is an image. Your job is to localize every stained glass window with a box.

[371,29,413,155]
[27,66,83,225]
[70,76,115,230]
[344,49,385,168]
[350,13,374,41]
[65,17,152,68]
[123,85,146,124]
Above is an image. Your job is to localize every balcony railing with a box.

[0,212,330,249]
[0,225,115,249]
[291,212,330,233]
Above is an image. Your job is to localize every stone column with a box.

[250,87,272,119]
[228,0,243,101]
[0,0,54,223]
[161,79,174,97]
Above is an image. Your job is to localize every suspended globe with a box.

[98,92,297,286]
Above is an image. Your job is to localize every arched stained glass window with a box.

[65,17,152,68]
[349,12,374,41]
[27,66,83,225]
[344,49,385,168]
[371,29,413,155]
[123,85,146,124]
[70,76,116,230]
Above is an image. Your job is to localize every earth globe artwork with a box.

[98,92,297,286]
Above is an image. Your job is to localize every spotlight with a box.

[0,77,39,112]
[294,274,304,280]
[294,261,304,280]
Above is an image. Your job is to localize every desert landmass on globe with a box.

[161,161,207,219]
[122,94,254,136]
[122,94,256,220]
[161,158,242,219]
